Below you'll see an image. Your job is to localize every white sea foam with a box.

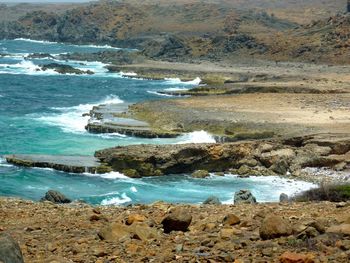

[220,175,317,204]
[0,157,13,167]
[146,90,176,97]
[163,77,201,86]
[14,38,58,44]
[120,71,137,77]
[0,60,58,75]
[164,87,189,92]
[84,171,129,180]
[130,186,138,193]
[101,193,132,205]
[177,131,216,144]
[36,95,123,134]
[14,38,121,50]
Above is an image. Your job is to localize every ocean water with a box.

[0,39,316,205]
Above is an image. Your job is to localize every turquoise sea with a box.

[0,39,316,205]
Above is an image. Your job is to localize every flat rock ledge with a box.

[5,154,101,174]
[85,103,180,138]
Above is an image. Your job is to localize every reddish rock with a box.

[279,251,315,263]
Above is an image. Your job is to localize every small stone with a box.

[175,244,183,253]
[279,193,289,203]
[259,215,293,240]
[161,208,192,233]
[203,196,221,205]
[126,214,146,225]
[223,214,241,226]
[90,214,102,221]
[220,228,235,240]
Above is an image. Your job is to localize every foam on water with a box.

[130,186,138,193]
[0,157,13,167]
[163,77,201,86]
[14,38,121,50]
[101,193,132,205]
[84,171,129,180]
[14,38,58,44]
[35,95,123,134]
[220,174,318,204]
[146,90,176,97]
[120,71,137,77]
[164,87,189,92]
[177,131,216,144]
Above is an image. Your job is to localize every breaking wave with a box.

[35,95,124,134]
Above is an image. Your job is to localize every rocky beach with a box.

[0,0,350,262]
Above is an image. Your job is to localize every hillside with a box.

[0,0,349,64]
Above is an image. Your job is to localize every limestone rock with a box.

[191,170,210,178]
[161,208,192,233]
[40,190,71,204]
[259,215,292,240]
[234,190,257,204]
[0,233,24,263]
[203,196,221,205]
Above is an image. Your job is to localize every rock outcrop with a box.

[40,190,72,204]
[94,134,350,178]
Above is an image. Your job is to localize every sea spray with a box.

[35,95,124,133]
[177,131,216,144]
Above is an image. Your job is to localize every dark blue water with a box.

[0,39,315,205]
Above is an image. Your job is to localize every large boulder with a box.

[259,215,293,240]
[0,233,24,263]
[161,208,192,233]
[41,190,72,204]
[234,190,257,204]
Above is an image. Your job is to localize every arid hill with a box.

[0,0,349,64]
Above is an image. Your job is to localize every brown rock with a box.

[98,222,160,242]
[260,215,292,240]
[223,214,241,226]
[161,208,192,233]
[326,224,350,236]
[126,214,146,225]
[279,251,315,263]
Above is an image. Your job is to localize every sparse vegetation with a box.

[294,184,350,202]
